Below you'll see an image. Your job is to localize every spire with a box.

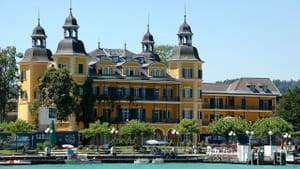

[69,0,72,15]
[98,40,101,49]
[177,3,193,46]
[184,2,187,23]
[124,41,127,50]
[38,8,40,25]
[147,14,150,32]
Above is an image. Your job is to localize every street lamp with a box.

[246,130,254,164]
[268,130,273,146]
[283,132,291,150]
[110,128,118,156]
[171,129,179,147]
[44,127,53,147]
[228,130,236,145]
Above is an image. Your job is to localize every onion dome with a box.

[55,8,87,56]
[20,18,53,63]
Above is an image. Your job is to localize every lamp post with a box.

[44,127,53,148]
[110,127,118,155]
[171,129,179,147]
[246,130,254,164]
[228,130,236,145]
[268,130,273,146]
[283,132,291,150]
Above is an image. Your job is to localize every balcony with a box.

[202,104,274,111]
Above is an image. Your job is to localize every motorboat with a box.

[134,158,150,164]
[0,160,31,165]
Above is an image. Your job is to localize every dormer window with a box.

[112,56,119,63]
[125,68,139,76]
[151,69,164,77]
[246,84,259,93]
[259,84,271,93]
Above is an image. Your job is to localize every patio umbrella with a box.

[62,144,74,149]
[49,120,56,148]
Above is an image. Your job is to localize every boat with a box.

[152,158,164,163]
[0,160,31,165]
[134,158,150,164]
[65,154,102,164]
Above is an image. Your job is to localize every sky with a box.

[1,0,300,82]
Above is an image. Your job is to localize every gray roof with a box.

[31,23,46,38]
[203,78,281,96]
[55,39,87,56]
[167,45,202,61]
[20,47,53,63]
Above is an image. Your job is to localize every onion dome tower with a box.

[55,7,87,56]
[20,18,53,63]
[168,14,202,61]
[140,19,160,62]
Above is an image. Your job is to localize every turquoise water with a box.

[1,163,299,169]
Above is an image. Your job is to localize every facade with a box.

[18,8,281,143]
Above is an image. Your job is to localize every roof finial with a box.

[69,0,73,15]
[147,14,150,32]
[184,1,187,23]
[37,8,40,25]
[97,39,101,49]
[124,41,127,50]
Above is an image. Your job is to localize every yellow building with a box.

[18,8,281,143]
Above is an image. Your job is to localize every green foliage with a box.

[175,119,200,134]
[0,122,9,131]
[78,78,96,127]
[121,120,154,143]
[30,68,79,121]
[0,46,22,122]
[36,142,49,151]
[81,121,111,139]
[275,86,300,131]
[0,119,35,133]
[208,117,250,136]
[252,116,293,138]
[154,45,174,64]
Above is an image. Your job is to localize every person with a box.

[110,146,116,156]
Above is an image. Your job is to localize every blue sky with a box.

[1,0,300,82]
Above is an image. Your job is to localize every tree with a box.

[81,120,111,146]
[154,45,174,64]
[78,78,96,127]
[121,120,154,145]
[208,117,250,143]
[275,86,300,131]
[252,116,293,138]
[175,118,200,135]
[0,46,22,122]
[30,68,79,121]
[4,119,34,133]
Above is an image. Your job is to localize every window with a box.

[134,88,139,97]
[78,64,83,74]
[126,68,139,76]
[210,98,223,108]
[121,108,130,122]
[183,68,192,78]
[103,67,112,75]
[58,63,66,69]
[152,110,161,122]
[183,110,192,119]
[151,69,164,77]
[197,111,202,119]
[198,69,202,79]
[154,88,160,100]
[184,88,192,98]
[103,86,108,95]
[20,90,27,99]
[124,88,130,97]
[21,70,26,81]
[164,88,173,98]
[93,86,99,96]
[103,109,110,122]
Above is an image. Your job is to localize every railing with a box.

[202,104,274,111]
[106,118,179,124]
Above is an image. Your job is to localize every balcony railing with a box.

[202,104,274,111]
